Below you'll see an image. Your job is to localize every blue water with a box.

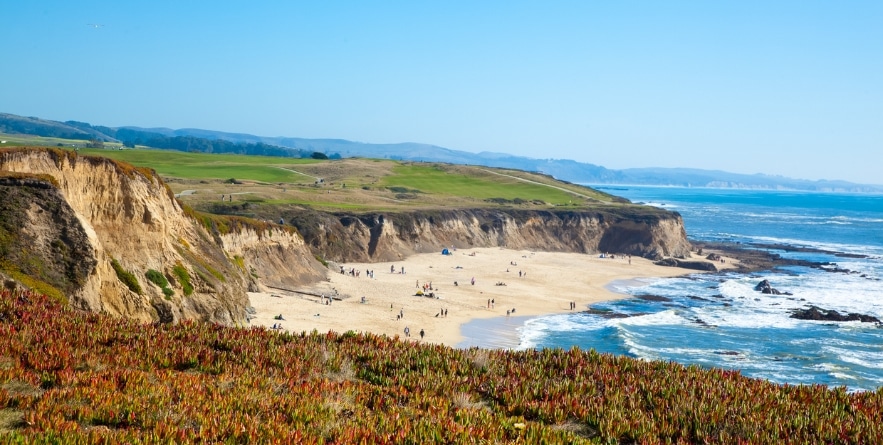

[519,187,883,392]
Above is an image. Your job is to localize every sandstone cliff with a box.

[284,207,692,263]
[0,147,693,325]
[0,148,325,324]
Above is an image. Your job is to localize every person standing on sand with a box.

[471,277,475,285]
[404,326,410,337]
[391,265,395,273]
[419,329,425,340]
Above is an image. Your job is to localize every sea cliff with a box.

[0,148,325,324]
[284,207,692,263]
[0,147,693,324]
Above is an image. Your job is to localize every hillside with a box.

[61,149,693,262]
[2,288,882,443]
[3,112,880,192]
[0,147,325,324]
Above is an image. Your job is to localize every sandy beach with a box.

[248,247,737,348]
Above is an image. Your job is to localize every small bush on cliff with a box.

[111,259,142,295]
[145,269,169,288]
[146,269,174,297]
[172,263,194,296]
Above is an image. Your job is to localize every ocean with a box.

[465,186,883,392]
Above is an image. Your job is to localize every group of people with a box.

[341,266,374,278]
[403,326,425,340]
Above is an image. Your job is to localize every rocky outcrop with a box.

[790,306,881,324]
[654,258,718,271]
[285,207,693,263]
[754,279,792,295]
[0,148,324,324]
[218,226,325,292]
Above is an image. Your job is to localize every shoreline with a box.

[248,247,738,348]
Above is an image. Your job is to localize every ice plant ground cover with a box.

[1,289,882,444]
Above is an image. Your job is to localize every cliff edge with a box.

[284,207,692,263]
[0,148,325,324]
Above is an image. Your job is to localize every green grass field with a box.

[76,148,320,183]
[5,143,626,211]
[377,164,582,203]
[0,133,90,148]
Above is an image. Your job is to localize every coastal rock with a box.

[790,306,881,324]
[654,258,718,271]
[636,294,672,302]
[754,279,788,295]
[583,308,644,319]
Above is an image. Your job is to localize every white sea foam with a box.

[616,310,689,327]
[823,346,883,370]
[745,235,883,257]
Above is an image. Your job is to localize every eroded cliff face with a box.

[218,226,326,292]
[0,147,692,324]
[0,148,325,324]
[285,208,692,263]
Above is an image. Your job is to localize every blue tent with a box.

[442,248,450,255]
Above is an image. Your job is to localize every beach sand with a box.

[248,247,737,348]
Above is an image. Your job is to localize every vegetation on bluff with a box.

[1,289,881,444]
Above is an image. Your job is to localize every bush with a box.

[146,269,174,297]
[145,269,169,288]
[172,263,194,296]
[111,259,142,295]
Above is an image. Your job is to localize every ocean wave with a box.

[743,235,883,256]
[616,310,689,327]
[824,347,883,370]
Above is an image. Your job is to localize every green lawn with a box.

[0,133,89,147]
[77,148,319,183]
[377,164,585,204]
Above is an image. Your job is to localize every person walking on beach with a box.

[391,265,395,273]
[471,277,475,285]
[419,329,425,340]
[404,326,410,337]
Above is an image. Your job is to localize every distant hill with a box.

[3,112,881,192]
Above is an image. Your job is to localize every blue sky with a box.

[3,1,881,184]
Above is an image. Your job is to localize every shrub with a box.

[111,259,142,295]
[172,263,194,296]
[146,269,174,297]
[145,269,169,288]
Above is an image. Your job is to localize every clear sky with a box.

[3,1,881,184]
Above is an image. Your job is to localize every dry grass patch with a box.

[1,380,43,398]
[451,392,488,411]
[0,409,25,432]
[552,420,599,439]
[0,356,14,370]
